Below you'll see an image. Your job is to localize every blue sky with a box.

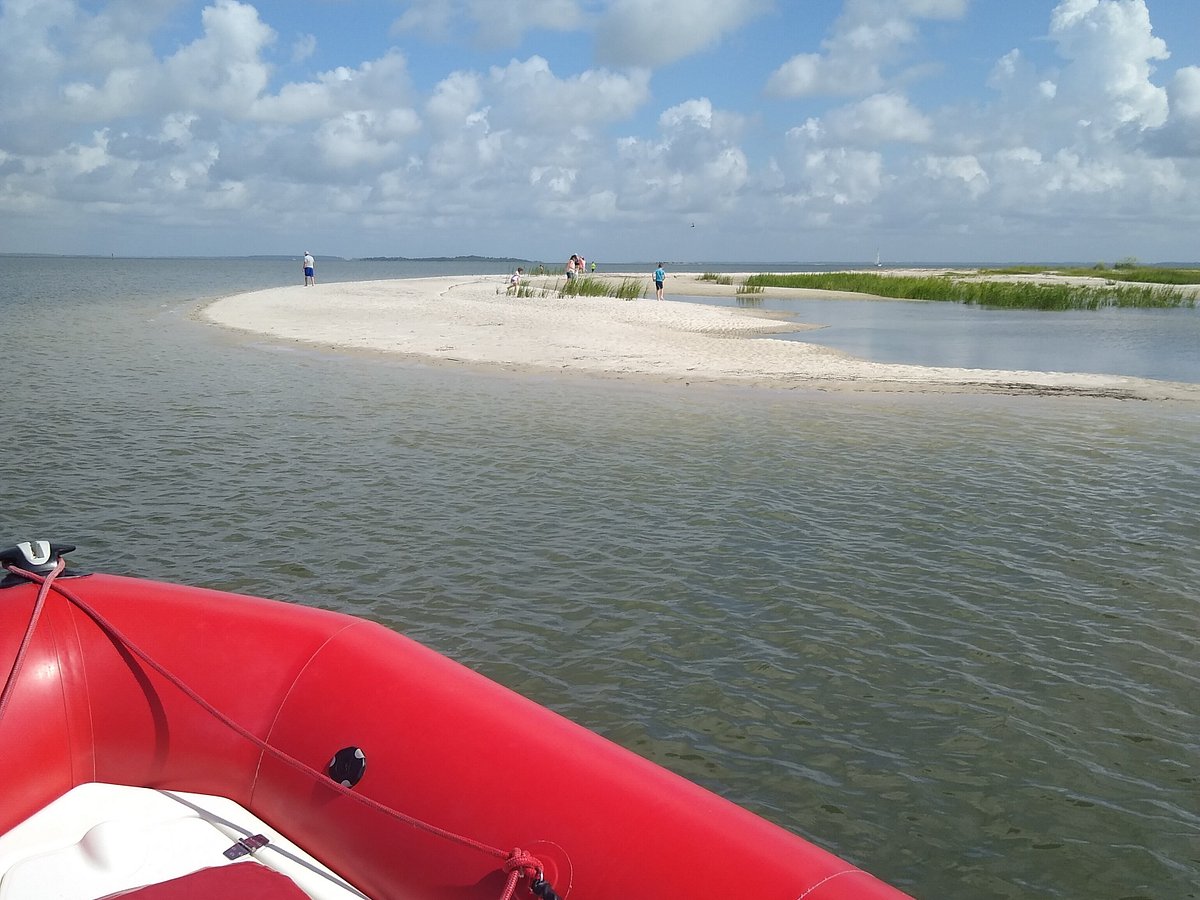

[2,0,1198,263]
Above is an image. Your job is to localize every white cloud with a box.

[252,52,417,125]
[1146,65,1200,157]
[426,72,485,134]
[315,110,420,169]
[1172,67,1200,120]
[596,0,770,67]
[165,0,276,113]
[761,0,1199,256]
[775,122,886,211]
[55,0,276,120]
[920,154,989,198]
[823,92,933,144]
[484,57,652,130]
[612,96,750,218]
[660,98,714,130]
[391,0,585,46]
[292,34,317,65]
[156,112,200,148]
[1,0,1197,260]
[766,0,968,98]
[1047,0,1169,133]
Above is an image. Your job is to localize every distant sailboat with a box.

[875,249,882,268]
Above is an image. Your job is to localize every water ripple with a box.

[2,258,1198,899]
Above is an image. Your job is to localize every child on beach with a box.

[508,267,524,293]
[653,263,666,300]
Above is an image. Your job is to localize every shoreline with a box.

[199,272,1200,401]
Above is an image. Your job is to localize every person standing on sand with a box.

[508,267,524,293]
[566,255,577,280]
[653,262,666,300]
[302,251,316,286]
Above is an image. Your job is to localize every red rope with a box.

[0,557,65,724]
[2,563,547,900]
[500,849,543,900]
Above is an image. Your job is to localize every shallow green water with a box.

[2,257,1198,898]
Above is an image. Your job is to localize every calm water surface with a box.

[2,257,1198,899]
[675,292,1200,384]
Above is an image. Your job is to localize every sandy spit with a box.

[199,272,1200,401]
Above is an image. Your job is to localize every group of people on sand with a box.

[565,254,595,279]
[507,260,667,298]
[304,248,665,301]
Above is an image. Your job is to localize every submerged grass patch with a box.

[742,272,1195,310]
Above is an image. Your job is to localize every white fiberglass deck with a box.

[0,783,367,899]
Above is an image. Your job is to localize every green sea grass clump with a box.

[741,272,1195,310]
[613,278,645,300]
[979,265,1200,287]
[558,275,645,300]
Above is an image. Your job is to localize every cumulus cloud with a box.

[766,0,968,98]
[761,0,1200,259]
[611,97,750,219]
[252,51,417,124]
[1046,0,1169,134]
[55,0,277,120]
[426,72,485,135]
[975,0,1188,161]
[595,0,771,67]
[485,57,652,130]
[1145,65,1200,157]
[315,110,420,170]
[1,0,1197,260]
[822,92,933,144]
[920,154,989,199]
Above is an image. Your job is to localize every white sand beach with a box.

[201,272,1200,400]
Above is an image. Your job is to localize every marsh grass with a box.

[980,265,1200,286]
[742,272,1195,310]
[613,278,645,300]
[561,275,617,297]
[699,273,733,285]
[558,275,646,300]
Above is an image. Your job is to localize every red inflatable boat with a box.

[0,542,910,899]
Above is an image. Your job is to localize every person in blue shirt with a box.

[653,263,666,300]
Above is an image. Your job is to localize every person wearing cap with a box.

[302,251,316,286]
